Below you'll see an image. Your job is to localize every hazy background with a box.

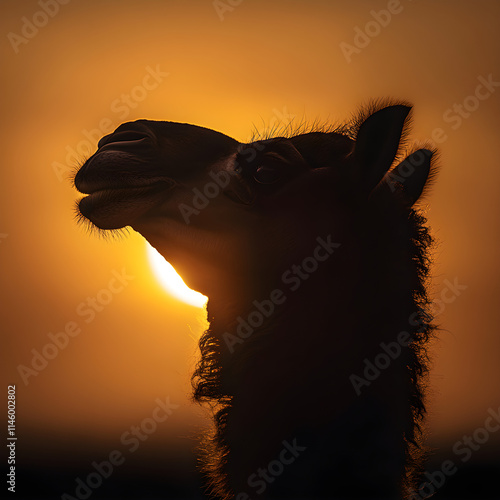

[1,0,499,498]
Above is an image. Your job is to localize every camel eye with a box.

[254,165,281,184]
[234,164,244,175]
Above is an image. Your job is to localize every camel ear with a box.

[354,105,411,194]
[381,148,436,207]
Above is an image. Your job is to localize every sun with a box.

[146,242,207,308]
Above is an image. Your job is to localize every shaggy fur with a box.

[191,110,436,499]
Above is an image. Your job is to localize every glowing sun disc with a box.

[146,243,207,308]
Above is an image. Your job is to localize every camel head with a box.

[74,105,435,298]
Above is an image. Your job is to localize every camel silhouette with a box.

[74,102,437,499]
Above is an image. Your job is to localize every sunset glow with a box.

[146,242,207,308]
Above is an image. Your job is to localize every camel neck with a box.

[194,210,433,499]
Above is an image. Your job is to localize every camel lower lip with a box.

[78,182,174,230]
[79,181,174,208]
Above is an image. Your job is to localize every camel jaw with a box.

[76,181,176,230]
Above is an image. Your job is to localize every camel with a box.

[73,102,437,499]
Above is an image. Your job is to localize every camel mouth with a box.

[77,181,175,230]
[76,166,175,194]
[73,126,176,230]
[79,180,174,198]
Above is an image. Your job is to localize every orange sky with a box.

[1,0,499,478]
